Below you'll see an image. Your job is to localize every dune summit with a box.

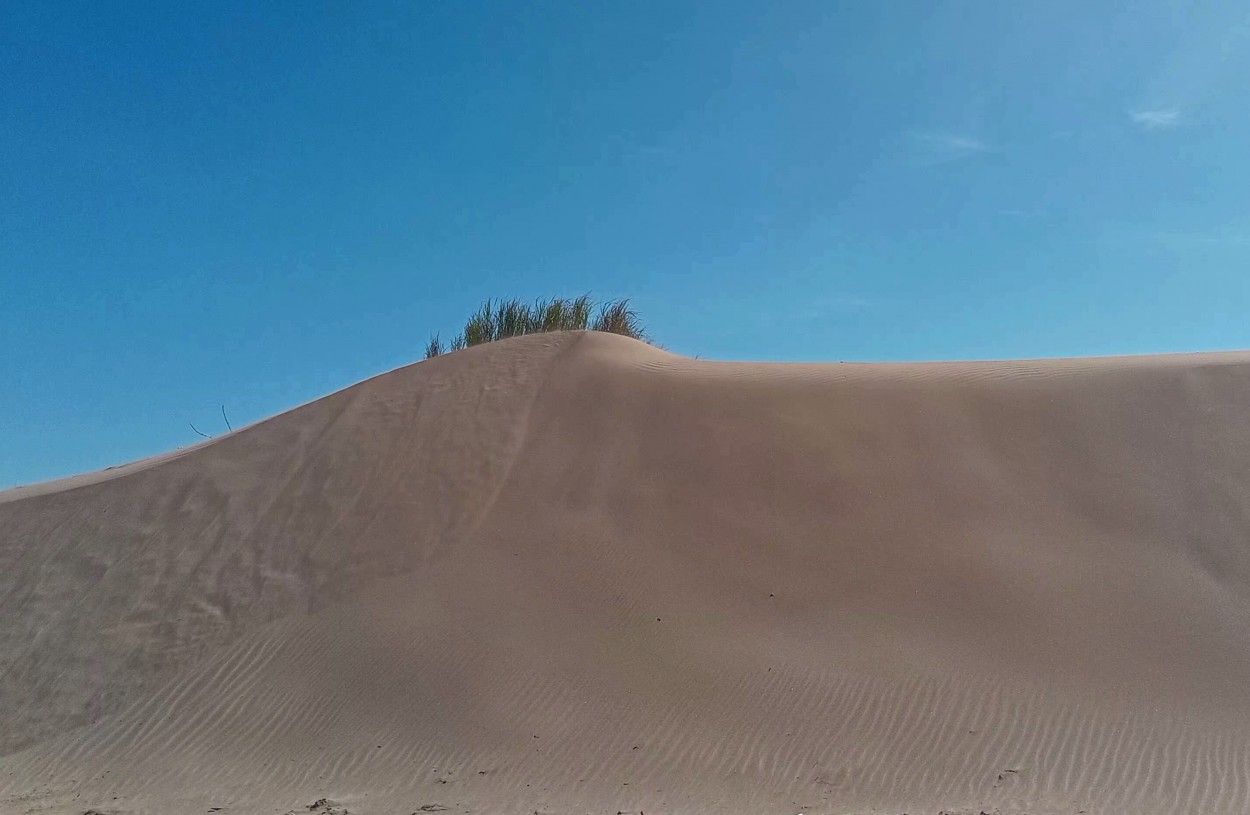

[3,331,1250,814]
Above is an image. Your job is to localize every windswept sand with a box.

[4,331,1250,815]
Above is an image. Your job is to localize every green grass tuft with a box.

[591,298,645,340]
[425,295,647,358]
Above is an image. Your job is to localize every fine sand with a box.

[3,331,1250,815]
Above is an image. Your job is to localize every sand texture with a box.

[3,331,1250,814]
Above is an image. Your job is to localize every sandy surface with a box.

[3,331,1250,814]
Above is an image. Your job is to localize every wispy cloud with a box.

[1155,228,1250,247]
[1135,7,1250,127]
[1129,109,1182,130]
[909,132,991,165]
[926,134,987,153]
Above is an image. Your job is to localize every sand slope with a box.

[3,331,1250,814]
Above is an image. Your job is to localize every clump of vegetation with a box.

[425,296,646,358]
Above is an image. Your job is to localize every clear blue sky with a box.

[3,1,1249,488]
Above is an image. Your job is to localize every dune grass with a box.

[425,296,646,358]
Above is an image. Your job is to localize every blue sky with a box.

[3,1,1249,488]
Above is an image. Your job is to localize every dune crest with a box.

[4,332,1250,814]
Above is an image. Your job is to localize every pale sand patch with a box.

[3,332,1250,814]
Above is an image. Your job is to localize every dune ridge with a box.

[3,331,1250,814]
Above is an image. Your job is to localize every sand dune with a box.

[4,331,1250,814]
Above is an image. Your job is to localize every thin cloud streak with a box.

[1130,109,1181,129]
[909,132,991,165]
